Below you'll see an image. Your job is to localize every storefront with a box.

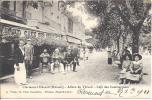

[0,19,65,78]
[66,35,82,47]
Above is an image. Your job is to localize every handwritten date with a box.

[77,87,150,97]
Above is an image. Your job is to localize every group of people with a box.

[119,53,143,84]
[110,47,144,84]
[13,39,80,85]
[14,39,34,85]
[39,46,80,74]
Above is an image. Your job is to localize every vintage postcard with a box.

[0,0,151,99]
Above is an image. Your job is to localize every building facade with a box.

[0,0,86,44]
[0,0,86,78]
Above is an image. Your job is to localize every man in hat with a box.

[24,39,34,79]
[63,47,73,72]
[70,46,80,72]
[50,48,64,73]
[39,49,51,73]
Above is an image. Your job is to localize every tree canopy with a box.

[86,0,151,53]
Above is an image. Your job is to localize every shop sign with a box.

[23,30,37,38]
[1,26,46,39]
[67,36,81,44]
[1,25,61,40]
[2,26,21,37]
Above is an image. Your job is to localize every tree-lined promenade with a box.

[85,0,151,54]
[1,51,151,86]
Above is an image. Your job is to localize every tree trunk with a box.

[132,30,140,54]
[122,36,126,50]
[116,38,120,53]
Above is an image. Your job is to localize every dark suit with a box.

[71,48,79,71]
[14,47,24,65]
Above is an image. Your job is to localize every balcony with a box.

[0,7,27,24]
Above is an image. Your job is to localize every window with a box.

[68,18,73,33]
[2,1,10,8]
[58,1,65,11]
[13,1,16,11]
[64,26,66,31]
[51,12,53,15]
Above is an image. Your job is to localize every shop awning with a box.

[42,38,68,47]
[66,35,82,45]
[0,19,58,34]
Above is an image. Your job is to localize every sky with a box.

[66,2,99,31]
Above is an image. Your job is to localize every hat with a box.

[43,49,47,52]
[133,53,142,60]
[27,38,31,41]
[55,48,59,52]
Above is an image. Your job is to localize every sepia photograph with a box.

[0,0,151,99]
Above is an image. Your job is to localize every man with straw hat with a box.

[24,39,34,79]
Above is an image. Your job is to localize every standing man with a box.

[64,48,73,72]
[24,39,34,79]
[107,47,112,64]
[107,50,112,64]
[71,46,79,72]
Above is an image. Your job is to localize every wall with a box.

[72,17,85,41]
[15,1,23,18]
[0,0,86,42]
[26,4,43,24]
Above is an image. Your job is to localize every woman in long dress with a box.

[14,40,27,85]
[119,54,133,84]
[127,53,143,84]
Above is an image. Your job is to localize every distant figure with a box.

[24,39,34,79]
[14,40,27,85]
[112,50,118,61]
[112,50,121,67]
[85,48,89,60]
[107,50,112,64]
[83,48,86,61]
[80,48,84,60]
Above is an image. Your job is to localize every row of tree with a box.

[86,0,151,54]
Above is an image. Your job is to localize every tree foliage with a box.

[86,0,151,53]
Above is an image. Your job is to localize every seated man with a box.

[39,49,51,73]
[50,48,64,73]
[64,48,73,72]
[71,47,80,72]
